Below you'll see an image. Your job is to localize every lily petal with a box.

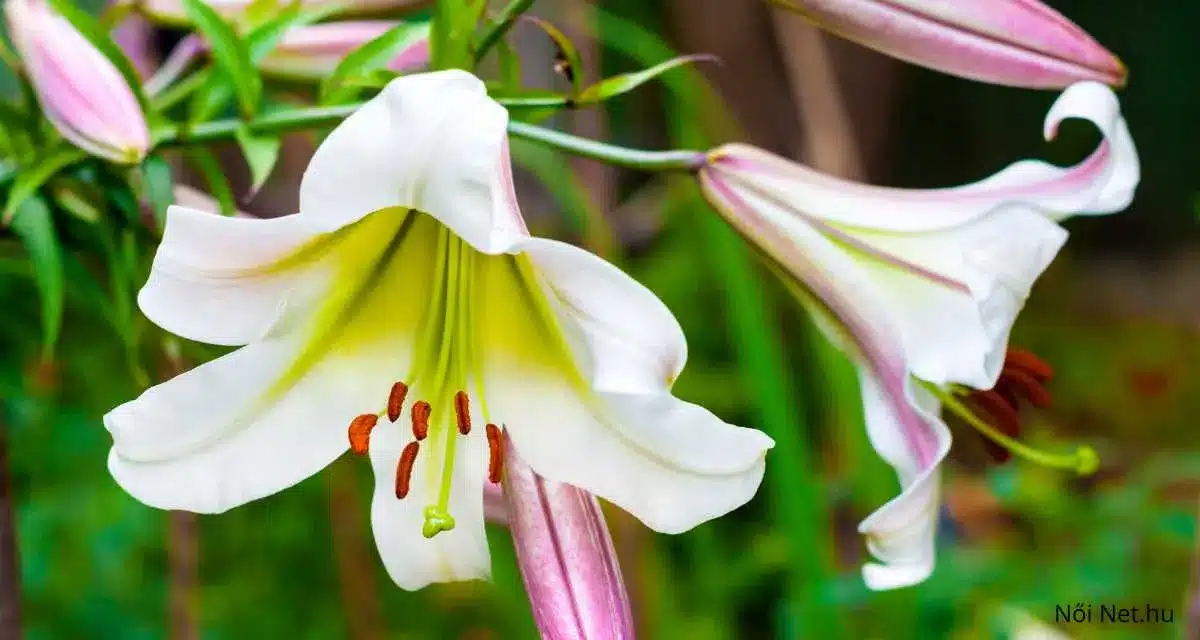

[520,237,687,393]
[779,0,1126,88]
[856,375,950,591]
[708,82,1136,233]
[494,381,771,534]
[299,70,524,253]
[368,400,491,590]
[138,205,327,346]
[105,334,396,513]
[701,81,1137,388]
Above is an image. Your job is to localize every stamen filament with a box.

[926,383,1098,475]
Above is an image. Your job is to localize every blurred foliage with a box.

[0,0,1197,638]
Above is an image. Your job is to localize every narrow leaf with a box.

[431,0,484,70]
[2,147,86,225]
[45,0,150,113]
[10,195,64,360]
[320,21,430,105]
[187,72,235,125]
[50,179,105,224]
[246,2,347,62]
[490,89,570,109]
[187,149,237,215]
[139,155,175,230]
[495,37,522,89]
[234,125,281,194]
[576,54,718,105]
[523,17,584,96]
[182,0,262,117]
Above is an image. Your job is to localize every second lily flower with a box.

[699,81,1139,590]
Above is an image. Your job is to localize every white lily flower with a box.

[698,81,1139,590]
[105,70,773,590]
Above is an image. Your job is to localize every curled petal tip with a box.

[778,0,1128,89]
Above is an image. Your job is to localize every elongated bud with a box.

[774,0,1127,88]
[6,0,150,164]
[502,433,634,640]
[259,21,430,80]
[138,0,425,25]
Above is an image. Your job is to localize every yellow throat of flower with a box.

[262,209,582,538]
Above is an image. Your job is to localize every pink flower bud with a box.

[780,0,1127,88]
[503,434,635,640]
[6,0,150,164]
[260,21,430,80]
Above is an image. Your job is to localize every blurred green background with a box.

[2,0,1199,638]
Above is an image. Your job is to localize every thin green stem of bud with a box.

[153,104,704,174]
[507,120,706,173]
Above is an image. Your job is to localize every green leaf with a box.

[320,21,430,105]
[49,179,104,224]
[246,2,347,62]
[494,37,522,90]
[139,155,175,230]
[187,149,237,215]
[182,0,262,117]
[490,88,571,109]
[234,125,281,193]
[524,17,584,96]
[2,147,86,225]
[187,72,236,125]
[576,54,718,105]
[45,0,150,113]
[9,195,64,360]
[431,0,485,70]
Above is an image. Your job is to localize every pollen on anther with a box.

[395,441,420,499]
[454,391,471,435]
[485,423,503,484]
[1000,367,1053,408]
[1005,348,1054,381]
[411,401,431,441]
[387,382,409,422]
[348,414,378,456]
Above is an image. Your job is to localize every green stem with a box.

[474,0,535,65]
[507,121,705,173]
[151,104,704,174]
[153,104,362,146]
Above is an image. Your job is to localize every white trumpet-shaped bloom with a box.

[105,70,773,590]
[699,81,1139,590]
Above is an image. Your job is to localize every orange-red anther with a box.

[1005,348,1054,382]
[348,414,378,456]
[387,381,409,422]
[454,391,471,435]
[395,442,420,499]
[411,401,431,441]
[485,423,503,484]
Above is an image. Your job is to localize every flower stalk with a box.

[151,106,706,176]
